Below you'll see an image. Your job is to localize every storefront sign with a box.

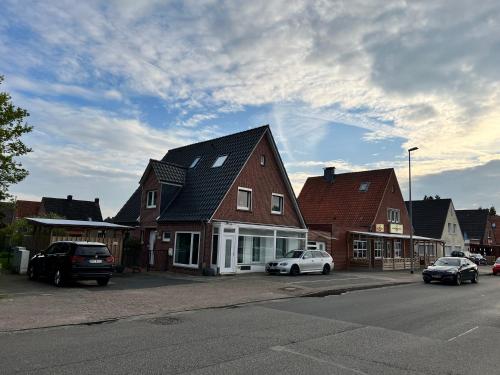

[390,224,404,234]
[375,224,385,233]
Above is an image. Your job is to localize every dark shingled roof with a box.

[113,125,271,223]
[159,125,269,221]
[405,199,452,239]
[41,197,102,221]
[456,209,489,240]
[112,188,141,225]
[149,160,186,185]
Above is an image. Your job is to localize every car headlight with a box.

[279,262,288,266]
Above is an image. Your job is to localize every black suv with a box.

[28,241,114,287]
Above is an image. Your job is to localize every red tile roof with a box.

[15,200,41,219]
[298,168,393,228]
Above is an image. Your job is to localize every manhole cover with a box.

[147,316,182,326]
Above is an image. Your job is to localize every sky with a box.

[1,0,500,218]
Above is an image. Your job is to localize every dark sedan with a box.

[28,241,114,287]
[422,257,478,285]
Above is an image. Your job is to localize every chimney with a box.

[94,198,100,205]
[323,167,336,183]
[67,195,73,201]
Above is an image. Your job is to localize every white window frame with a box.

[237,187,252,211]
[212,155,228,168]
[374,239,383,259]
[387,208,400,223]
[173,232,200,269]
[162,231,171,242]
[394,240,402,258]
[146,190,157,208]
[353,240,368,259]
[271,193,284,215]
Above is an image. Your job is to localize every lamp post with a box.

[408,146,419,274]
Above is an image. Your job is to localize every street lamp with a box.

[408,146,418,274]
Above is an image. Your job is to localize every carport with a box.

[24,218,130,264]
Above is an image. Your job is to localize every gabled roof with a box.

[140,159,186,185]
[15,200,41,219]
[112,188,141,225]
[298,168,393,228]
[405,199,452,239]
[456,209,489,240]
[158,125,270,221]
[41,197,102,221]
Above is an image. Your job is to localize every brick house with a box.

[457,209,500,258]
[113,125,307,274]
[298,167,441,270]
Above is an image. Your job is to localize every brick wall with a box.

[213,135,303,228]
[140,170,160,228]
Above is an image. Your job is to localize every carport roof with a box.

[26,218,130,229]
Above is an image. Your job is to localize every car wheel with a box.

[290,265,300,276]
[97,278,110,286]
[455,273,462,286]
[471,272,479,284]
[28,264,38,281]
[322,264,331,275]
[423,278,431,284]
[494,271,498,276]
[53,269,65,287]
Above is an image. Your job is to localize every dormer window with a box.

[190,157,201,168]
[212,155,228,168]
[146,190,157,208]
[359,182,370,192]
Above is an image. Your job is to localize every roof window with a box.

[212,155,228,168]
[190,157,201,168]
[359,182,370,192]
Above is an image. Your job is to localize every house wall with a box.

[213,135,303,228]
[440,202,465,256]
[140,170,161,228]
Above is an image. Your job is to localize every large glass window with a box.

[394,240,402,258]
[237,235,274,264]
[174,232,200,268]
[374,240,383,258]
[353,240,367,259]
[237,188,252,211]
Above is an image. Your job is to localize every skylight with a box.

[212,155,228,168]
[190,157,201,168]
[359,182,370,192]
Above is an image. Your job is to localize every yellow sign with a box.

[390,224,404,234]
[375,224,385,233]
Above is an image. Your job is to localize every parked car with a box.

[492,258,500,275]
[422,257,478,285]
[266,250,334,276]
[28,241,114,287]
[469,253,488,265]
[450,250,472,259]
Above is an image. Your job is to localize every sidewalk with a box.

[0,268,488,332]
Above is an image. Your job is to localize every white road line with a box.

[271,345,369,374]
[447,326,479,342]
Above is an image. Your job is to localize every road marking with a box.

[447,326,479,342]
[271,345,369,374]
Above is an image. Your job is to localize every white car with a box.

[266,250,334,276]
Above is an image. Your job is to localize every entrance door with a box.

[220,235,236,274]
[148,231,156,266]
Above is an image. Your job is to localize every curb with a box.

[299,281,416,298]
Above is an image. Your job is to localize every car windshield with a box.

[284,250,304,259]
[434,258,460,266]
[75,245,110,256]
[496,258,500,264]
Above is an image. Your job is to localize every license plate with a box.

[433,274,441,279]
[89,259,102,264]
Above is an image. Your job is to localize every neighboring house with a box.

[405,199,465,257]
[38,196,102,221]
[0,202,15,228]
[298,167,441,270]
[456,209,499,257]
[113,125,307,274]
[13,200,41,221]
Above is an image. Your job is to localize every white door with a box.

[220,235,236,274]
[149,231,156,265]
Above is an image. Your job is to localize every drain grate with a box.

[147,316,182,326]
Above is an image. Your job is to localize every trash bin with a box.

[12,247,30,274]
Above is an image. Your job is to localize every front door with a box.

[220,235,236,274]
[148,231,156,266]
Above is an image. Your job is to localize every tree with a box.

[0,75,33,201]
[489,206,497,216]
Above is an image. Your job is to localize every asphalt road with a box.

[1,275,499,374]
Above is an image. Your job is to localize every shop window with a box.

[374,240,383,258]
[394,240,402,258]
[353,240,367,259]
[174,232,200,268]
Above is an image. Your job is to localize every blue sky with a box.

[1,0,500,217]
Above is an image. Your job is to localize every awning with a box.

[26,218,131,229]
[350,230,443,243]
